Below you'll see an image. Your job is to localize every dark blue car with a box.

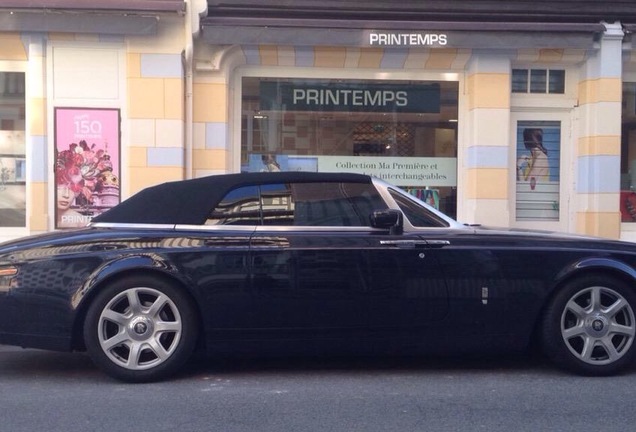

[1,172,635,382]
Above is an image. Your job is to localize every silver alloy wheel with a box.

[561,285,636,365]
[97,287,182,371]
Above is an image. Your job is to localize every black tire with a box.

[83,275,199,383]
[542,275,636,376]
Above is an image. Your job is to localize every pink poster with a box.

[54,108,120,229]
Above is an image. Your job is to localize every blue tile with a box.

[147,147,183,167]
[242,45,261,65]
[141,53,182,78]
[295,47,314,67]
[380,48,408,69]
[466,146,508,169]
[28,135,47,182]
[206,122,227,149]
[577,155,620,193]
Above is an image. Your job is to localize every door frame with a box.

[510,110,575,233]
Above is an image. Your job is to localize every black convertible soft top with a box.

[92,171,372,225]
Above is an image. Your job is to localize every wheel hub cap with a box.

[585,315,609,337]
[128,316,154,340]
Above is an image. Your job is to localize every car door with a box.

[363,231,449,331]
[248,182,371,336]
[248,181,449,341]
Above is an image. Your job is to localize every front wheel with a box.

[84,275,198,382]
[542,275,636,376]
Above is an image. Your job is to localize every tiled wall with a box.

[575,24,623,239]
[127,51,185,192]
[463,54,511,226]
[241,46,471,70]
[192,81,228,177]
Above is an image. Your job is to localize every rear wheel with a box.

[542,275,636,376]
[84,275,198,382]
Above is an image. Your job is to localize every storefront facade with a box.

[2,0,636,241]
[0,0,206,242]
[197,1,634,240]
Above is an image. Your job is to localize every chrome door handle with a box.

[425,240,450,247]
[380,240,427,248]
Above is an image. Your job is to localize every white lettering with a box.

[396,91,408,106]
[293,89,305,104]
[368,32,448,46]
[291,88,411,108]
[306,89,320,105]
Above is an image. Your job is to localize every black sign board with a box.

[260,81,440,113]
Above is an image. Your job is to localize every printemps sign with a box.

[260,81,441,113]
[368,33,448,46]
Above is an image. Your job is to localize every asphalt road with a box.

[1,344,635,432]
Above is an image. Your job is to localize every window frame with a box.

[512,68,566,95]
[207,181,388,227]
[0,62,28,236]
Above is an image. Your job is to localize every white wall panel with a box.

[52,47,120,100]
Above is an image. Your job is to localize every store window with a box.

[621,83,636,222]
[0,72,26,227]
[240,78,459,218]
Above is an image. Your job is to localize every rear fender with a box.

[71,254,183,309]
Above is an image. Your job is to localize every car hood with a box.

[467,224,636,250]
[471,225,596,239]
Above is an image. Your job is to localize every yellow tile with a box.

[278,46,296,66]
[578,135,620,156]
[128,147,148,167]
[404,50,429,69]
[193,83,227,122]
[561,49,586,64]
[74,34,100,43]
[357,48,383,68]
[516,49,540,63]
[127,167,184,195]
[48,33,76,41]
[425,49,458,69]
[467,74,510,110]
[576,211,620,239]
[192,149,228,170]
[259,46,278,66]
[0,33,27,60]
[127,53,141,78]
[128,78,165,119]
[537,49,563,63]
[465,168,508,199]
[28,98,46,136]
[164,78,184,120]
[578,78,621,105]
[28,182,48,231]
[315,47,346,68]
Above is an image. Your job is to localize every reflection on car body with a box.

[1,171,636,382]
